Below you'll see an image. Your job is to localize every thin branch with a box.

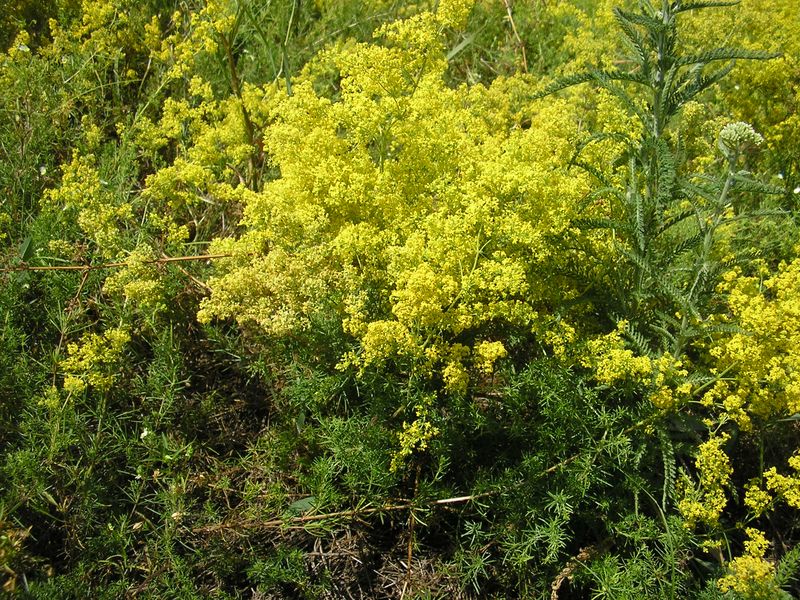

[1,253,233,273]
[551,544,606,600]
[193,502,413,534]
[164,255,214,292]
[502,0,529,73]
[406,464,421,585]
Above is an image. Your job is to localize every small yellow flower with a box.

[719,529,779,599]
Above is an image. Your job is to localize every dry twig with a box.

[1,252,232,273]
[502,0,529,73]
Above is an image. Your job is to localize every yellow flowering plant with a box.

[719,528,783,599]
[3,0,800,597]
[61,327,131,396]
[196,0,591,470]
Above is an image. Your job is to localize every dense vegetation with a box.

[1,0,799,597]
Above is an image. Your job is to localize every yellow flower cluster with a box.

[718,529,780,599]
[558,0,622,73]
[582,322,652,386]
[4,30,30,64]
[103,246,164,313]
[763,451,800,509]
[0,213,10,243]
[648,355,691,411]
[435,0,474,30]
[706,259,800,427]
[198,3,589,398]
[132,75,254,243]
[391,395,440,472]
[154,0,237,81]
[678,434,732,528]
[474,341,508,376]
[744,481,773,517]
[43,154,132,259]
[43,0,149,67]
[61,327,131,395]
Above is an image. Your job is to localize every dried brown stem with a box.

[551,545,602,600]
[164,255,214,292]
[1,253,233,273]
[502,0,529,73]
[193,502,414,534]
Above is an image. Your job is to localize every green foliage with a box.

[1,0,800,598]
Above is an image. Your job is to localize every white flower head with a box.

[719,122,764,155]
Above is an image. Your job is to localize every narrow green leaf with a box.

[287,496,316,515]
[676,47,780,67]
[674,1,740,13]
[18,236,33,261]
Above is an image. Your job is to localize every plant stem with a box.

[1,253,233,273]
